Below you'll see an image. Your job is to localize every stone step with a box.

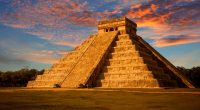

[96,79,177,88]
[46,70,68,75]
[63,54,80,61]
[105,57,142,61]
[106,58,143,66]
[52,63,73,68]
[112,45,137,53]
[52,59,78,68]
[101,70,152,74]
[50,67,71,71]
[96,79,160,88]
[35,74,65,81]
[42,71,68,77]
[98,72,171,80]
[115,36,143,47]
[117,34,131,40]
[27,80,56,88]
[102,64,164,74]
[112,44,148,54]
[103,64,149,72]
[35,79,59,82]
[100,73,155,80]
[59,60,75,64]
[115,39,133,46]
[45,70,67,75]
[109,51,152,59]
[26,81,35,87]
[52,62,76,68]
[42,73,66,77]
[42,69,50,74]
[106,57,157,66]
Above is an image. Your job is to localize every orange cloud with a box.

[126,8,151,18]
[126,3,172,30]
[154,35,200,47]
[151,4,157,12]
[130,4,141,9]
[126,3,158,18]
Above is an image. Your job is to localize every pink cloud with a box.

[22,50,69,64]
[4,23,32,29]
[154,34,200,47]
[53,40,81,47]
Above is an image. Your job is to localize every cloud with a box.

[26,28,93,47]
[22,50,69,64]
[125,0,200,29]
[0,0,199,49]
[53,40,81,47]
[3,23,32,29]
[0,36,69,65]
[0,0,100,28]
[0,53,26,64]
[154,34,200,47]
[0,0,101,48]
[123,0,200,47]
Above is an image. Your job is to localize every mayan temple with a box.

[27,17,194,88]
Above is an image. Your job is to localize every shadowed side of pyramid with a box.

[27,17,194,88]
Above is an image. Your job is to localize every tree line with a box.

[0,68,44,87]
[177,66,200,88]
[0,67,199,87]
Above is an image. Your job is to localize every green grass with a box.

[0,88,200,110]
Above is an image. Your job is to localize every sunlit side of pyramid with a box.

[27,17,194,88]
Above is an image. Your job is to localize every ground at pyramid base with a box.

[27,17,194,88]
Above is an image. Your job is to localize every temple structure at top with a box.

[98,17,137,35]
[27,17,194,88]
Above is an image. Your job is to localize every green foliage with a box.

[0,68,44,87]
[177,66,200,88]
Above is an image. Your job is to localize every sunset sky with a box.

[0,0,199,71]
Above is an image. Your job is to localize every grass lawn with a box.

[0,88,200,110]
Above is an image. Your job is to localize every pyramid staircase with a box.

[95,34,177,88]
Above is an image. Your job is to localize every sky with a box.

[0,0,199,71]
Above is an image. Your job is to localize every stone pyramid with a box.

[27,17,194,88]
